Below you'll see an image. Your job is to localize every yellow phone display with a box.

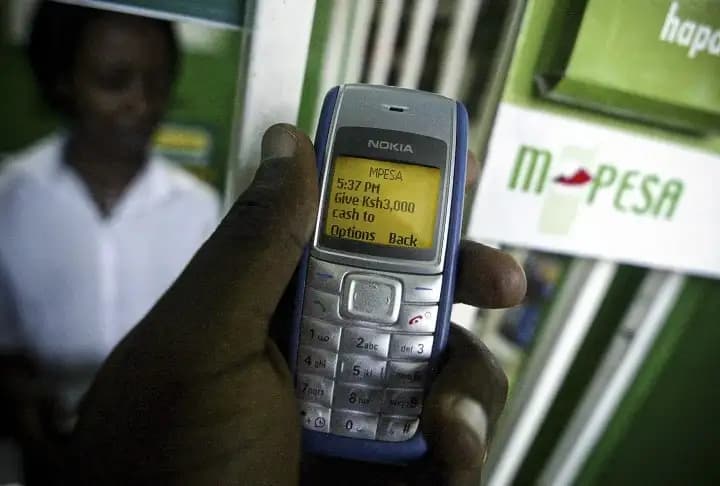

[324,156,441,249]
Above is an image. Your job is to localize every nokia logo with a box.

[367,140,414,153]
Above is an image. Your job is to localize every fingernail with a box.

[453,396,488,449]
[261,124,298,161]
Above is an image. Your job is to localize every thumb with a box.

[133,123,319,372]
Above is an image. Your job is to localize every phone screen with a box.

[323,156,441,250]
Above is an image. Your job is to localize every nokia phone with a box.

[290,84,468,463]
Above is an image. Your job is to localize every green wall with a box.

[577,277,720,485]
[515,265,648,483]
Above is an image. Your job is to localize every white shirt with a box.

[0,134,220,371]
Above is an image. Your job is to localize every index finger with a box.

[455,241,527,308]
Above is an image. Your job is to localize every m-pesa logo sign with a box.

[508,145,684,230]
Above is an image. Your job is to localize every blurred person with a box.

[0,2,219,482]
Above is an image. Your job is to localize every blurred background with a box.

[1,0,719,485]
[0,0,243,186]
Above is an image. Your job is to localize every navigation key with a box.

[307,258,344,294]
[401,275,442,303]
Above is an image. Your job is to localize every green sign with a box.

[536,0,720,134]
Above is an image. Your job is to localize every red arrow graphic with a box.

[554,168,592,186]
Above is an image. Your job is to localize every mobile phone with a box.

[290,84,467,463]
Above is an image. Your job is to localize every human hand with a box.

[66,124,525,485]
[0,360,68,484]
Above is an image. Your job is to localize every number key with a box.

[340,327,390,358]
[333,384,383,413]
[297,346,338,378]
[330,410,378,439]
[301,318,341,351]
[382,388,423,415]
[295,374,334,407]
[338,354,387,385]
[387,361,428,388]
[389,335,434,360]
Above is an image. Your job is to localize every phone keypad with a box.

[297,257,441,442]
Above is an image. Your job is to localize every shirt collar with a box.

[48,134,174,221]
[111,156,173,219]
